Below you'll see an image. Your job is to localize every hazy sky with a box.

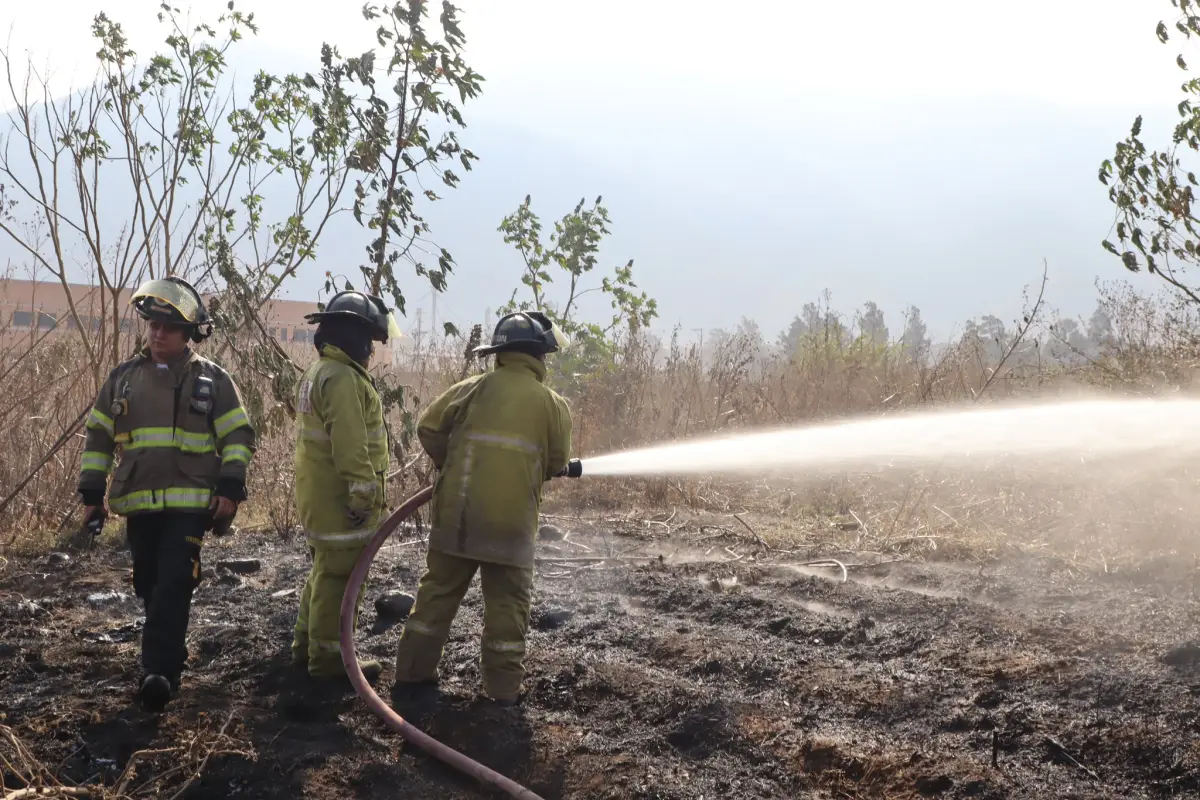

[1,0,1192,341]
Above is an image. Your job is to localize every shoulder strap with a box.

[188,359,221,441]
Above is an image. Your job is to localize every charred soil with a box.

[2,520,1200,799]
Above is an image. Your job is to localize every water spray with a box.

[336,396,1184,796]
[576,397,1200,478]
[339,462,583,800]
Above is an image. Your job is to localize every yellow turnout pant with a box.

[393,549,534,701]
[292,543,369,677]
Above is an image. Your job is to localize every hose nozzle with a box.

[554,458,583,479]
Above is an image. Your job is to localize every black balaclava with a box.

[314,316,373,365]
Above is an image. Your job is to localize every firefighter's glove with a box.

[209,496,237,520]
[84,505,108,536]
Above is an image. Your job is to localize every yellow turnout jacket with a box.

[417,351,572,569]
[294,343,389,547]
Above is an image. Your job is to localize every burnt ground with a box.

[2,518,1200,800]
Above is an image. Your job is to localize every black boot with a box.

[138,674,172,712]
[390,679,442,721]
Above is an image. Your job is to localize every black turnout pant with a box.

[126,512,206,685]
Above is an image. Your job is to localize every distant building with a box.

[0,278,409,368]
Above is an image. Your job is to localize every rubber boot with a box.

[391,677,440,703]
[391,678,443,722]
[138,674,172,713]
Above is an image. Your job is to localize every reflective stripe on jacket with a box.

[293,344,389,546]
[78,348,256,515]
[419,351,572,569]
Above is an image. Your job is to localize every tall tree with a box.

[776,316,806,354]
[1087,304,1115,350]
[329,0,484,331]
[900,305,930,362]
[856,300,888,346]
[962,315,1009,362]
[1045,316,1091,364]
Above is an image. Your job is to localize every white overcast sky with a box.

[1,0,1191,341]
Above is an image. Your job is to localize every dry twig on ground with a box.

[0,710,254,800]
[1043,736,1101,783]
[732,514,771,552]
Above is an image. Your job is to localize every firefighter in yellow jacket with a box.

[392,311,573,707]
[291,290,399,681]
[79,276,256,711]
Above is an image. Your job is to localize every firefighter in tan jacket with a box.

[79,276,256,711]
[393,311,573,707]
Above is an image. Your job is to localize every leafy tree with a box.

[1098,1,1200,303]
[856,301,888,347]
[1044,316,1092,364]
[0,1,486,516]
[704,318,763,368]
[320,0,484,333]
[496,194,657,368]
[900,305,930,362]
[972,315,1009,361]
[736,317,764,349]
[0,2,393,525]
[777,291,847,355]
[0,3,360,429]
[1087,304,1116,350]
[307,1,485,456]
[776,317,805,354]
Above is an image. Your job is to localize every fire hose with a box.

[338,458,583,799]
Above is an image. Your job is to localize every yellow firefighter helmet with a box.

[130,276,213,342]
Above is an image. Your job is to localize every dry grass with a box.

[0,711,254,799]
[3,278,1200,570]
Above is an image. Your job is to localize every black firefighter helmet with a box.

[304,290,395,343]
[474,311,568,357]
[130,276,213,343]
